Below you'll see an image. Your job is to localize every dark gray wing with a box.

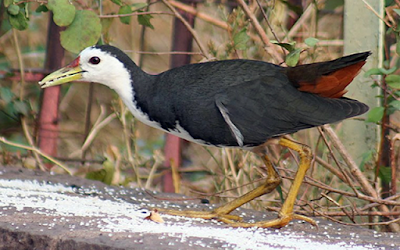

[215,76,368,146]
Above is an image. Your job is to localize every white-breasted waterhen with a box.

[39,45,370,228]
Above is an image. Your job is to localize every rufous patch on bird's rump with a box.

[298,61,366,98]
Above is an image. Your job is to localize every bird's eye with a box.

[89,56,101,65]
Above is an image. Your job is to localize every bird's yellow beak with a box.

[39,57,84,88]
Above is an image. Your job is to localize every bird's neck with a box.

[101,60,150,104]
[105,61,158,127]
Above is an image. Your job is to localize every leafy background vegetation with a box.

[0,0,399,232]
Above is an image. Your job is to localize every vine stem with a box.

[0,137,72,175]
[236,0,283,63]
[12,30,46,171]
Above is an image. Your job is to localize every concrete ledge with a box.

[0,166,398,250]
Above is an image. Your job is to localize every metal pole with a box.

[163,0,197,192]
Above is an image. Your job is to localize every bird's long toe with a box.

[157,208,243,222]
[227,213,317,229]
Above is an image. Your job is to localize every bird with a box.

[39,45,370,228]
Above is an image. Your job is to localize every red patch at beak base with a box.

[67,56,80,68]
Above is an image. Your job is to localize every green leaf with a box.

[23,3,29,19]
[132,3,149,10]
[366,106,384,123]
[364,68,383,77]
[378,166,391,184]
[138,12,154,29]
[101,18,113,35]
[110,0,124,6]
[35,4,49,13]
[8,11,28,30]
[381,67,396,75]
[389,100,400,110]
[4,0,14,8]
[47,0,76,27]
[386,74,400,89]
[60,10,101,54]
[233,28,249,50]
[304,37,319,47]
[396,33,400,56]
[359,150,374,172]
[0,87,15,104]
[364,67,397,77]
[118,5,132,25]
[86,160,115,185]
[272,41,296,52]
[397,41,400,57]
[7,4,20,16]
[13,100,29,116]
[324,0,344,10]
[285,48,301,67]
[276,184,284,203]
[393,9,400,16]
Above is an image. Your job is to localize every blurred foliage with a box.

[2,0,154,53]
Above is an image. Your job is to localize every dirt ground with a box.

[0,165,399,250]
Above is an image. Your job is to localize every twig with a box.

[282,168,400,206]
[21,118,46,171]
[316,209,400,227]
[161,0,210,59]
[119,103,141,186]
[315,211,400,217]
[12,30,46,171]
[132,50,202,55]
[254,0,280,43]
[390,134,399,195]
[167,0,269,59]
[322,125,400,232]
[359,193,400,211]
[236,0,283,63]
[99,11,173,18]
[69,106,117,158]
[169,0,229,30]
[145,152,163,189]
[0,137,72,175]
[12,32,24,100]
[362,0,392,27]
[254,0,288,58]
[317,127,359,194]
[285,4,314,41]
[265,204,400,220]
[314,156,346,182]
[82,82,94,160]
[322,125,377,198]
[321,192,356,223]
[15,0,47,5]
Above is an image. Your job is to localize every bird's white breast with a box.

[112,72,209,146]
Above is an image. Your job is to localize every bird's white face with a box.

[78,47,131,90]
[39,46,132,94]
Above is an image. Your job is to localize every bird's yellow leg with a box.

[230,137,317,228]
[159,138,316,228]
[158,150,282,222]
